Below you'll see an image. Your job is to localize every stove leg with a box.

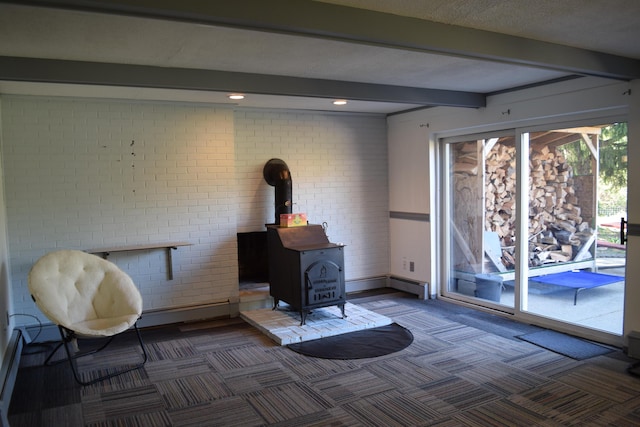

[339,304,347,319]
[300,310,307,326]
[272,300,279,310]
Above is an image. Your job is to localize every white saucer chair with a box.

[28,249,148,385]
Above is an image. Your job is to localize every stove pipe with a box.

[263,158,292,225]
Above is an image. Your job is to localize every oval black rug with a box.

[287,323,413,359]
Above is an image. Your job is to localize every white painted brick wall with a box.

[235,110,389,281]
[1,97,390,324]
[2,97,238,319]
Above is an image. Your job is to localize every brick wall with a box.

[2,97,237,317]
[1,97,389,322]
[235,110,389,281]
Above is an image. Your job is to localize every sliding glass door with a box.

[522,124,627,335]
[442,131,516,309]
[441,121,627,338]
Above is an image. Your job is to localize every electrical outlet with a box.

[409,261,415,272]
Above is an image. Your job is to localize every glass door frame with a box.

[437,115,627,347]
[439,129,517,312]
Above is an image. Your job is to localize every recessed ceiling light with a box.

[228,94,245,100]
[333,99,348,105]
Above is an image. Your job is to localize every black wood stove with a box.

[267,224,346,325]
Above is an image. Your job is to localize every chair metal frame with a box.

[44,322,148,386]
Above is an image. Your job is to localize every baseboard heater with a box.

[24,300,239,344]
[0,330,23,426]
[389,276,430,300]
[137,301,238,328]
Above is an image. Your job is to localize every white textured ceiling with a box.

[319,0,640,59]
[0,0,638,114]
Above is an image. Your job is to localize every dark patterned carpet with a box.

[9,291,640,426]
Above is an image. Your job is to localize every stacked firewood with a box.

[481,142,594,269]
[527,145,593,266]
[485,143,516,246]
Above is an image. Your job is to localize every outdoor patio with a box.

[499,258,625,335]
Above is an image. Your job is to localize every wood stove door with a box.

[304,259,344,307]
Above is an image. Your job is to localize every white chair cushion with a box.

[28,250,143,337]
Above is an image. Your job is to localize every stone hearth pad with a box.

[240,302,392,345]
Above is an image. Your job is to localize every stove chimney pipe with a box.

[263,158,292,225]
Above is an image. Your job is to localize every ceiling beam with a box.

[5,0,640,81]
[0,56,486,108]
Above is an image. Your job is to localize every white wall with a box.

[625,79,640,338]
[235,110,389,281]
[2,97,238,320]
[387,112,432,287]
[0,97,390,325]
[388,115,430,214]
